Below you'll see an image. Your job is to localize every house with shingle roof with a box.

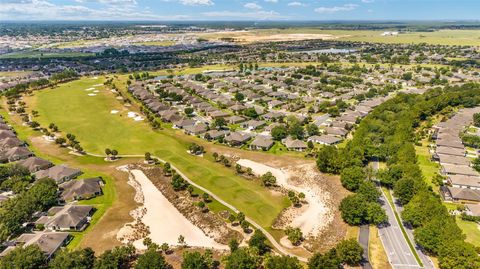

[36,205,94,231]
[34,165,82,184]
[284,138,307,151]
[225,132,252,146]
[0,232,70,259]
[17,156,53,173]
[59,177,104,202]
[250,136,274,151]
[0,146,34,163]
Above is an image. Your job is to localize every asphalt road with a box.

[359,225,373,269]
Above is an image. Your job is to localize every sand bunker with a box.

[237,159,332,237]
[133,116,144,121]
[85,88,95,91]
[87,93,97,96]
[93,84,103,87]
[120,169,227,250]
[110,110,119,114]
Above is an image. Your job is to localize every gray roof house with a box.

[250,136,274,151]
[308,135,342,146]
[34,165,82,184]
[184,123,208,136]
[59,177,104,202]
[36,205,94,231]
[2,232,70,259]
[0,147,34,163]
[17,157,53,173]
[225,132,252,146]
[284,138,307,151]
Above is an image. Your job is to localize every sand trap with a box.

[110,110,119,114]
[128,169,227,250]
[134,116,144,121]
[92,76,98,79]
[85,88,95,91]
[93,84,103,87]
[87,93,97,96]
[93,90,99,93]
[237,159,331,236]
[127,112,137,118]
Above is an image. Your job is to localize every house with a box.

[0,137,25,150]
[34,165,82,183]
[184,123,208,136]
[0,130,16,140]
[59,177,104,202]
[225,115,246,124]
[204,130,229,141]
[325,127,348,137]
[0,146,34,163]
[241,120,266,130]
[435,146,465,157]
[250,136,274,151]
[437,154,470,166]
[441,164,479,177]
[225,132,252,146]
[173,118,195,129]
[441,186,480,203]
[465,204,480,217]
[284,138,307,151]
[447,175,480,190]
[17,156,53,173]
[209,110,230,119]
[308,135,342,146]
[0,232,70,259]
[36,205,94,231]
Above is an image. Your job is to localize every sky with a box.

[2,0,480,21]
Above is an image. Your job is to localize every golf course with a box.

[27,77,290,229]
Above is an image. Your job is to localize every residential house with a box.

[59,177,104,202]
[17,157,53,173]
[36,205,94,231]
[35,165,82,184]
[225,132,252,146]
[250,136,274,151]
[308,135,342,146]
[284,138,307,151]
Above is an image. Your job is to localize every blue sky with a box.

[2,0,480,21]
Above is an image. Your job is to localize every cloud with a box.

[361,0,374,3]
[179,0,213,6]
[244,2,262,10]
[202,10,285,20]
[264,0,278,2]
[75,0,138,5]
[314,3,358,13]
[0,0,188,20]
[287,1,306,7]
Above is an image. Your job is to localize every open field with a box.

[0,71,33,79]
[27,77,290,229]
[0,51,94,59]
[416,140,440,191]
[199,28,480,46]
[456,216,480,247]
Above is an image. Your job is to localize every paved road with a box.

[359,225,373,269]
[86,152,309,262]
[372,160,422,269]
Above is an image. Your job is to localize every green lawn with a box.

[415,140,440,191]
[456,216,480,247]
[30,77,289,228]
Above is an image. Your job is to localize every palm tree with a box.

[105,148,111,160]
[111,149,118,159]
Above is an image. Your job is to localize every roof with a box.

[436,146,465,156]
[37,205,93,230]
[437,154,470,166]
[442,164,479,177]
[60,177,103,201]
[16,232,69,258]
[1,147,33,160]
[448,175,480,188]
[250,136,274,148]
[225,132,252,143]
[447,187,480,202]
[34,165,82,183]
[17,157,52,173]
[308,135,342,145]
[284,138,307,149]
[466,204,480,217]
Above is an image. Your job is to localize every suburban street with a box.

[373,160,422,269]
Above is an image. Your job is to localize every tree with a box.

[393,178,416,205]
[135,248,169,269]
[94,245,135,269]
[438,240,480,269]
[111,150,118,159]
[49,248,95,269]
[229,239,239,252]
[144,152,151,161]
[285,226,303,245]
[339,194,386,225]
[225,248,259,269]
[308,249,341,269]
[306,124,319,136]
[336,239,363,266]
[316,146,342,174]
[178,235,187,248]
[358,181,380,202]
[234,92,245,102]
[182,251,216,269]
[271,125,287,141]
[105,148,111,157]
[184,107,194,116]
[473,113,480,127]
[248,230,269,255]
[340,166,366,191]
[213,118,226,129]
[261,172,276,187]
[265,255,301,269]
[0,245,45,269]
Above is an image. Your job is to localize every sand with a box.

[85,88,95,91]
[110,110,119,114]
[87,93,97,96]
[237,159,332,237]
[125,169,227,250]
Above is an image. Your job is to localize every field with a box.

[416,140,440,191]
[133,41,176,46]
[456,216,480,247]
[27,77,290,229]
[0,51,94,59]
[200,28,480,46]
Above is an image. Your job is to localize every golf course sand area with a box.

[236,158,347,251]
[117,167,228,250]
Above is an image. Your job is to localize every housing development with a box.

[2,1,480,269]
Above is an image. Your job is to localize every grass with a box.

[0,51,94,59]
[369,226,392,269]
[133,41,175,46]
[28,77,289,229]
[202,28,480,46]
[455,216,480,247]
[415,140,440,191]
[0,71,33,79]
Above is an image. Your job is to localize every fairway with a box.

[29,77,289,228]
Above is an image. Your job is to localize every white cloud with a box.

[314,3,358,13]
[287,1,306,7]
[0,0,188,20]
[179,0,213,6]
[244,2,262,10]
[202,9,285,20]
[361,0,374,3]
[264,0,278,2]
